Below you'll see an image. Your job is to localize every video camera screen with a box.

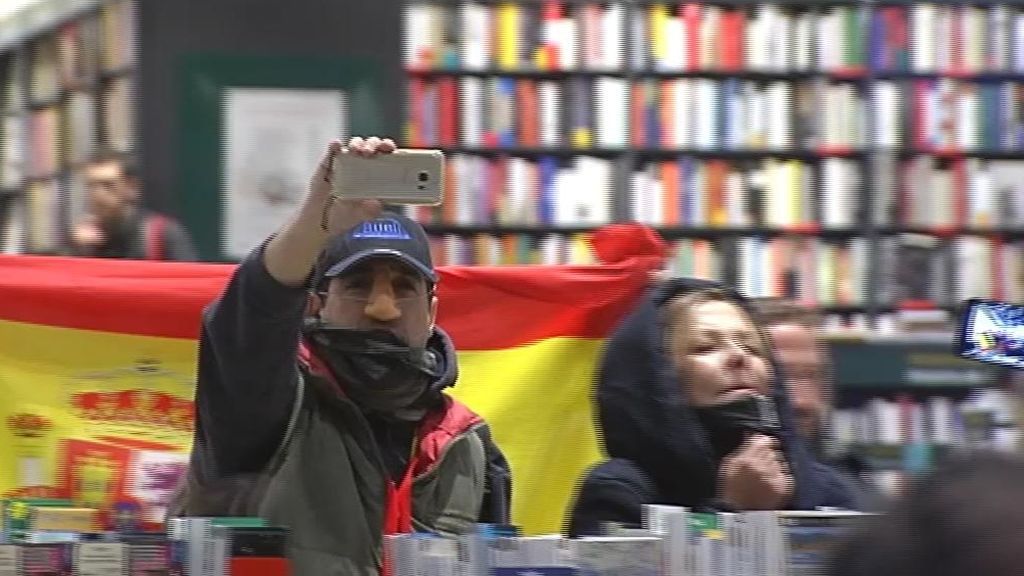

[955,298,1024,369]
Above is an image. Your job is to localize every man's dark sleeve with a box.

[162,219,198,261]
[191,244,306,480]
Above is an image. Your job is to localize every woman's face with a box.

[668,298,772,407]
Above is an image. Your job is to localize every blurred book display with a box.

[384,508,872,576]
[399,0,1024,333]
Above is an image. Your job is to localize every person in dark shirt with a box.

[566,279,857,537]
[70,151,196,260]
[168,136,510,575]
[750,297,887,512]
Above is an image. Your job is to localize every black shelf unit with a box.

[403,0,1024,328]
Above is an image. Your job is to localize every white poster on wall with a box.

[222,88,347,259]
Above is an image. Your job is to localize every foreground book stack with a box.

[385,507,871,576]
[0,505,291,575]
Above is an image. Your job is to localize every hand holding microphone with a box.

[719,433,793,510]
[705,392,793,509]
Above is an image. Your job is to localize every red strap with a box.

[380,443,419,576]
[144,214,168,260]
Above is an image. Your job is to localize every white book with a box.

[957,86,978,150]
[672,79,692,148]
[821,158,847,228]
[459,77,483,146]
[554,18,578,70]
[506,157,530,224]
[766,81,792,149]
[967,158,993,227]
[650,177,665,226]
[540,233,565,264]
[403,5,430,68]
[630,171,651,224]
[695,79,718,149]
[460,4,491,70]
[795,12,814,71]
[770,7,792,72]
[817,10,839,71]
[601,4,624,71]
[596,76,628,148]
[912,4,936,72]
[726,170,746,226]
[874,81,899,148]
[1015,14,1024,71]
[937,6,953,71]
[745,83,765,148]
[991,5,1010,72]
[539,81,561,147]
[662,17,685,71]
[746,9,765,71]
[579,156,613,225]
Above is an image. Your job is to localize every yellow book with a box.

[498,4,520,70]
[787,159,803,226]
[649,5,669,62]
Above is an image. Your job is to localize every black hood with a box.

[425,325,459,395]
[595,277,821,508]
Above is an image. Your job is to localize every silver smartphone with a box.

[330,148,444,205]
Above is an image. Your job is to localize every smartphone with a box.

[330,148,444,205]
[954,297,1024,369]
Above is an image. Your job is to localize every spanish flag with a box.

[0,224,666,535]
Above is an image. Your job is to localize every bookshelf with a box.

[0,0,135,256]
[401,0,1024,331]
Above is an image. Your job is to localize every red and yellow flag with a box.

[0,225,666,535]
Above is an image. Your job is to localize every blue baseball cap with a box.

[316,211,436,286]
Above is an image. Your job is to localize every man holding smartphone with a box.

[169,136,511,575]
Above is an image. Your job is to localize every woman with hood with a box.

[566,277,858,537]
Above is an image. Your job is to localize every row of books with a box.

[632,78,864,150]
[876,156,1024,228]
[406,2,1024,75]
[3,170,96,255]
[407,75,1024,153]
[419,230,1024,307]
[832,388,1018,451]
[631,157,863,228]
[404,2,869,74]
[407,75,629,149]
[877,234,1024,305]
[405,2,628,72]
[879,3,1024,74]
[425,231,597,266]
[0,507,290,576]
[1,76,134,186]
[409,155,614,227]
[408,153,1024,231]
[7,0,135,108]
[387,509,870,576]
[408,75,864,151]
[874,80,1024,151]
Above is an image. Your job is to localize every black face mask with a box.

[302,321,441,418]
[694,393,781,460]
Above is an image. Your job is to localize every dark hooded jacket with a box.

[566,278,857,537]
[168,246,511,575]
